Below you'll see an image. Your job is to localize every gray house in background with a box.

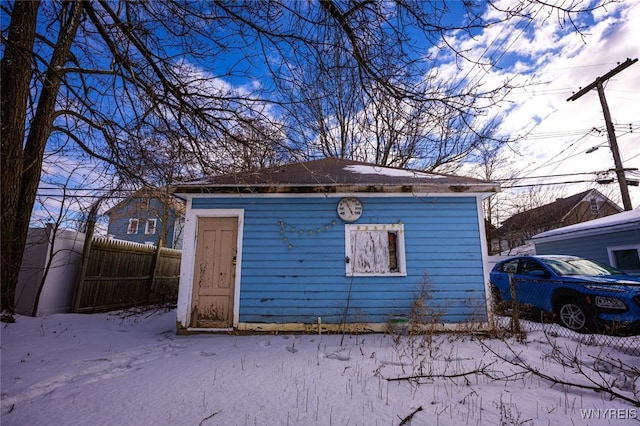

[531,209,640,275]
[490,189,621,255]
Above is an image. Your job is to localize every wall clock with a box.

[337,197,363,222]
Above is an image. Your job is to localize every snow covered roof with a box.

[171,158,500,195]
[530,209,640,242]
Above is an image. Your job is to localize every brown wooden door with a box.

[190,217,237,328]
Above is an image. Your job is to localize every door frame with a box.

[177,208,244,331]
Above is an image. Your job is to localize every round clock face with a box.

[337,197,363,222]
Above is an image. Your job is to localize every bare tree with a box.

[1,0,615,319]
[276,31,366,161]
[279,29,508,170]
[461,131,509,253]
[218,119,290,173]
[496,185,575,253]
[111,128,196,249]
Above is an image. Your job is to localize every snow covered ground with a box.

[1,308,638,426]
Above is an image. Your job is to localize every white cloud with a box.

[439,1,640,208]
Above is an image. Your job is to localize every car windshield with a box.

[540,257,624,276]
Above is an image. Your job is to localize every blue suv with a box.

[490,255,640,334]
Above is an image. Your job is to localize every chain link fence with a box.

[490,262,640,356]
[493,312,640,356]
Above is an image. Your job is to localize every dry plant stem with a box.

[588,354,640,380]
[479,339,640,407]
[386,361,498,383]
[198,411,219,426]
[398,405,423,425]
[508,272,522,337]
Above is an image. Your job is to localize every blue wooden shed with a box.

[171,158,499,333]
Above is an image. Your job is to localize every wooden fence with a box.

[73,237,181,313]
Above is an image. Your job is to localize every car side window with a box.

[499,260,519,274]
[519,259,546,276]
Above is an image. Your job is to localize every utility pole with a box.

[567,58,637,211]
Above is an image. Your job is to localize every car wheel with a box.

[556,298,591,333]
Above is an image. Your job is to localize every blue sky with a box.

[31,0,640,229]
[183,0,640,207]
[439,0,640,209]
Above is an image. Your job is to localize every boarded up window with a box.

[345,224,406,276]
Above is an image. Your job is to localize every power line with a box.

[512,130,594,179]
[495,171,601,182]
[502,125,639,187]
[626,152,640,162]
[36,194,131,199]
[502,180,597,189]
[38,186,128,191]
[567,57,638,210]
[507,122,637,142]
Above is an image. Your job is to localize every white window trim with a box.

[345,223,407,277]
[127,218,139,234]
[145,218,157,235]
[607,244,640,272]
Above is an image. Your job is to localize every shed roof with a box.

[171,158,499,195]
[531,208,640,242]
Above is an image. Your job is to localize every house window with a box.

[145,218,157,235]
[590,198,599,215]
[345,224,406,276]
[608,245,640,272]
[127,218,139,234]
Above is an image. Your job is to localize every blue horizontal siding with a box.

[192,195,487,324]
[107,198,180,248]
[535,228,640,266]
